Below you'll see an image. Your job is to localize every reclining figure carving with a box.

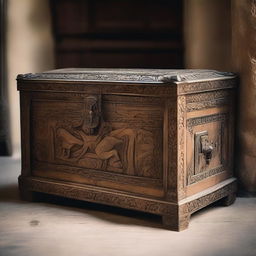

[55,95,154,176]
[57,122,124,168]
[56,118,144,173]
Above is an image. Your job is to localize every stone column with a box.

[184,0,231,70]
[232,0,256,193]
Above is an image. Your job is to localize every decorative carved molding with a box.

[178,79,236,95]
[187,113,227,133]
[186,98,228,112]
[186,90,230,103]
[177,96,186,199]
[19,176,174,216]
[17,72,161,84]
[17,69,236,84]
[19,176,236,217]
[186,90,231,112]
[183,181,236,214]
[188,166,225,184]
[160,71,235,83]
[166,100,178,201]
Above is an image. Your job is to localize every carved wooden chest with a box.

[17,69,237,231]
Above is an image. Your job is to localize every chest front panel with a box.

[18,69,237,231]
[30,91,166,198]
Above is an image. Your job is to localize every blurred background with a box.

[0,0,255,193]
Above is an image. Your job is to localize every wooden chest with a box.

[17,69,237,231]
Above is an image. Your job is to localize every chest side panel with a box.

[30,91,165,198]
[184,88,235,196]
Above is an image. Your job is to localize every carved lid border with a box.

[16,69,236,85]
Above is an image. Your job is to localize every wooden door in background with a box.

[51,0,183,68]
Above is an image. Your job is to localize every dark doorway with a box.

[51,0,184,68]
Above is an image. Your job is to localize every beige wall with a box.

[7,0,54,156]
[184,0,256,192]
[184,0,232,70]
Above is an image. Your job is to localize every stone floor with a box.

[0,156,255,256]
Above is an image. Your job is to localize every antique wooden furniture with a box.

[17,69,237,231]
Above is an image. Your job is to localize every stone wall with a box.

[232,0,256,193]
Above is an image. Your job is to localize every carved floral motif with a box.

[178,96,186,199]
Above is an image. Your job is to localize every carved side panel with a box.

[186,114,229,185]
[31,93,164,181]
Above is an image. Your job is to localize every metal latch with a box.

[200,134,213,165]
[194,131,214,174]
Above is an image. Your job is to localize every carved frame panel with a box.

[186,113,229,185]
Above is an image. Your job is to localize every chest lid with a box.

[17,68,235,84]
[17,68,236,95]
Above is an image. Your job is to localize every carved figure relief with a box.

[53,96,155,177]
[55,123,155,176]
